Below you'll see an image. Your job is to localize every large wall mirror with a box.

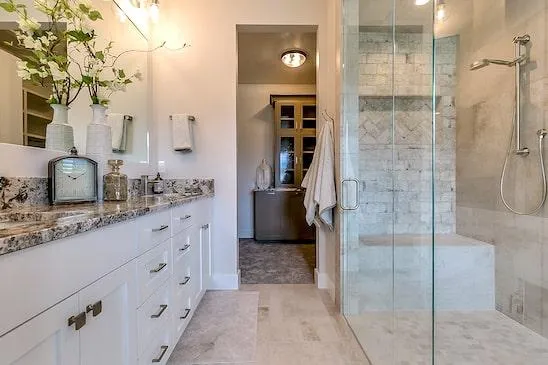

[0,0,151,163]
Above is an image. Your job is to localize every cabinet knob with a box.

[150,304,168,319]
[180,308,191,320]
[86,301,103,317]
[68,312,86,331]
[151,225,169,232]
[150,263,167,274]
[152,345,169,363]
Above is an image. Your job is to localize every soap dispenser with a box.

[103,160,128,201]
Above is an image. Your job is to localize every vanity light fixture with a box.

[436,0,447,22]
[281,50,307,68]
[415,0,431,5]
[149,0,160,23]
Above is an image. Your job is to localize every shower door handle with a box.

[340,178,360,211]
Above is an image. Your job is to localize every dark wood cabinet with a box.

[254,189,315,241]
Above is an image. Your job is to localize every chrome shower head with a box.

[470,59,490,70]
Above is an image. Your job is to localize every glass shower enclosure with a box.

[340,0,548,364]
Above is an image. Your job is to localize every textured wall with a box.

[455,0,548,338]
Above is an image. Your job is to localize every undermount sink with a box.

[0,210,93,230]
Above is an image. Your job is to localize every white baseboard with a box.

[238,230,254,239]
[315,269,336,301]
[210,271,240,290]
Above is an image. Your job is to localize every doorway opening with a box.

[236,25,318,284]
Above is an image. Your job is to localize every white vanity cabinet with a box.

[0,197,214,365]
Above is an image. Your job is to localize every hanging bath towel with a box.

[301,115,337,230]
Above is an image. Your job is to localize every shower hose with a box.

[500,107,548,215]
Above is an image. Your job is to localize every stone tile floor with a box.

[168,284,370,365]
[348,310,548,365]
[239,239,316,284]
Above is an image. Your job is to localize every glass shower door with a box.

[341,0,436,364]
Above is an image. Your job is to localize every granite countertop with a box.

[0,193,213,257]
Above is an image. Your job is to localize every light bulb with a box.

[281,50,307,68]
[149,1,159,23]
[415,0,431,5]
[436,3,447,21]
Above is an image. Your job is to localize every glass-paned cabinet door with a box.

[302,136,316,177]
[302,104,316,129]
[279,105,295,129]
[279,136,296,185]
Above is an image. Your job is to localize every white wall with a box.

[236,83,316,238]
[151,0,333,290]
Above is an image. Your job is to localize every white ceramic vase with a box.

[45,104,74,152]
[256,159,273,190]
[86,104,112,157]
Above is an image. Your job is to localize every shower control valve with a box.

[537,129,548,139]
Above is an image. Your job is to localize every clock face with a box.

[52,157,97,203]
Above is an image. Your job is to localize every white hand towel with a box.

[172,114,193,152]
[108,113,126,152]
[301,117,337,230]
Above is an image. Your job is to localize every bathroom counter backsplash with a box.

[0,177,214,256]
[0,177,214,209]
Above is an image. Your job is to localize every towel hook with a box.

[169,115,196,122]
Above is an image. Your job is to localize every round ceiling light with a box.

[281,50,307,68]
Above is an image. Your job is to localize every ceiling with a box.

[237,27,317,85]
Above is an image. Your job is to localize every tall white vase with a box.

[86,104,112,157]
[45,104,74,152]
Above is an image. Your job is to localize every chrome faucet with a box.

[141,173,165,195]
[141,175,153,195]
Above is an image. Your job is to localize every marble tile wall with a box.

[357,33,457,236]
[455,0,548,338]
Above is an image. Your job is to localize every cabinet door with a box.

[254,191,282,240]
[200,222,212,293]
[0,295,79,365]
[79,263,137,365]
[191,226,202,304]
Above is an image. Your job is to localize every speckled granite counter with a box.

[0,192,213,257]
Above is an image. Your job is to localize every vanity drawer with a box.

[136,240,170,304]
[172,284,193,341]
[137,281,171,356]
[172,227,193,263]
[138,328,172,365]
[171,203,195,235]
[172,250,193,297]
[136,210,171,254]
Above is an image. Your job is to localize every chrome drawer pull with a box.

[179,215,192,221]
[152,225,169,232]
[150,263,167,274]
[201,224,209,229]
[68,312,86,331]
[86,301,102,317]
[152,345,169,363]
[180,308,191,319]
[150,304,168,319]
[179,276,191,285]
[179,244,191,252]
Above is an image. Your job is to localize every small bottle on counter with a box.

[104,159,128,201]
[152,173,164,194]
